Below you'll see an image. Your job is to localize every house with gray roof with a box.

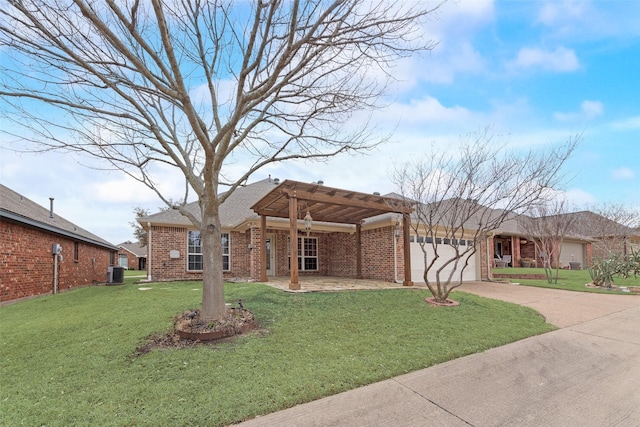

[139,177,484,286]
[1,184,118,303]
[140,177,627,287]
[117,241,147,270]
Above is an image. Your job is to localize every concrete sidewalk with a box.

[237,284,640,427]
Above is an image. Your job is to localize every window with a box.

[187,231,203,271]
[288,237,318,271]
[73,242,79,261]
[221,233,230,271]
[435,238,442,245]
[409,235,415,242]
[443,238,451,245]
[417,235,424,243]
[426,236,433,244]
[187,231,230,272]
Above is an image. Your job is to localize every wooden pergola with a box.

[250,180,413,289]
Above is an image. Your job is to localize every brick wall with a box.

[148,224,404,283]
[361,226,396,281]
[326,231,357,277]
[148,226,251,281]
[1,219,113,303]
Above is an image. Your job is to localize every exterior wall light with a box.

[304,210,313,236]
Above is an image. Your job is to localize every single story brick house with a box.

[1,184,119,303]
[140,177,625,289]
[117,241,147,270]
[139,177,487,288]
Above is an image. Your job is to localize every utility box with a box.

[112,266,125,284]
[106,266,114,283]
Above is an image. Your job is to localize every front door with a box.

[265,234,276,276]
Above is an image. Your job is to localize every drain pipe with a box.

[53,252,59,294]
[146,222,152,281]
[393,220,402,284]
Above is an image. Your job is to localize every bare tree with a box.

[0,0,441,321]
[393,130,577,303]
[518,199,577,284]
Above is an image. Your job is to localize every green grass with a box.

[1,279,554,426]
[124,269,147,278]
[494,268,640,293]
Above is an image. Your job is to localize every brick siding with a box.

[148,224,402,282]
[1,219,114,303]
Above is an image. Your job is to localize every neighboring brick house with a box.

[117,241,147,270]
[1,184,119,303]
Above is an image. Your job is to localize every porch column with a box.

[402,213,413,286]
[288,193,300,290]
[260,215,267,282]
[356,223,363,279]
[513,236,521,268]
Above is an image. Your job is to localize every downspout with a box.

[53,253,58,294]
[146,222,152,281]
[393,219,402,284]
[393,230,398,283]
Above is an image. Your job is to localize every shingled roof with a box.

[0,184,118,250]
[140,178,281,228]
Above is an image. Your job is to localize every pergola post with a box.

[356,223,363,279]
[260,215,267,282]
[403,212,413,286]
[288,194,300,290]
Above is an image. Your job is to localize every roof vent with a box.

[273,178,280,184]
[49,197,54,219]
[373,192,380,196]
[317,180,324,185]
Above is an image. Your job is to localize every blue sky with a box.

[1,0,639,244]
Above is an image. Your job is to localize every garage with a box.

[410,236,479,283]
[559,241,586,268]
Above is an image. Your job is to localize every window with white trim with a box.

[187,231,230,271]
[221,233,230,271]
[287,237,318,271]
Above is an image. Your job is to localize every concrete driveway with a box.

[237,283,640,427]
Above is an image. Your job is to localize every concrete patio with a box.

[258,276,430,292]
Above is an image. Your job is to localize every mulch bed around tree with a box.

[133,308,261,356]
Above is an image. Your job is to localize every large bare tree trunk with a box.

[1,0,443,321]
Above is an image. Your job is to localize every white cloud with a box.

[554,100,603,122]
[385,96,475,125]
[510,46,579,72]
[611,167,635,181]
[610,116,640,130]
[560,188,597,206]
[537,0,586,26]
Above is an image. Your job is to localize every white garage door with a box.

[410,238,479,283]
[559,242,585,267]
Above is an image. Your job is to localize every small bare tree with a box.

[518,199,577,284]
[393,130,577,303]
[0,0,441,321]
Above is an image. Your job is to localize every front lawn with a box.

[1,280,554,426]
[493,268,640,293]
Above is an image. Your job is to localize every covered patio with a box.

[261,276,430,293]
[251,180,414,290]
